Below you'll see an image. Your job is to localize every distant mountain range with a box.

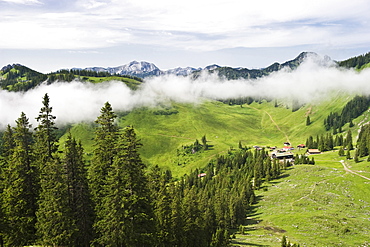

[3,51,367,93]
[72,52,331,79]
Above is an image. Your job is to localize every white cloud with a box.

[0,0,41,4]
[2,58,370,130]
[0,0,369,52]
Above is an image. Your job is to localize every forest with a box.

[0,94,289,247]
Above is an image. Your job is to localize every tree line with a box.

[338,52,370,69]
[305,130,353,152]
[324,95,370,131]
[0,94,285,246]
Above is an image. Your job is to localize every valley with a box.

[1,52,370,246]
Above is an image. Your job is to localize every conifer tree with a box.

[34,93,58,163]
[0,124,15,246]
[169,185,185,246]
[345,130,354,150]
[2,113,37,246]
[354,149,359,163]
[306,116,311,126]
[36,158,77,246]
[338,146,345,156]
[89,102,119,204]
[202,135,208,150]
[346,150,351,160]
[63,133,93,246]
[95,126,155,246]
[1,124,15,160]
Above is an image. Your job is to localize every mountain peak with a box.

[1,63,24,71]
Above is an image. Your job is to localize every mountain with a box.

[76,61,163,78]
[72,52,333,80]
[194,52,333,80]
[0,64,47,91]
[164,67,200,76]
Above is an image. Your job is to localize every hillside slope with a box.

[60,93,356,177]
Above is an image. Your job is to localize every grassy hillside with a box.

[60,93,356,178]
[36,88,370,246]
[232,150,370,246]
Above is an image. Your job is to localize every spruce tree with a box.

[0,124,15,245]
[306,116,311,126]
[346,150,351,160]
[345,130,354,150]
[36,158,77,246]
[354,149,359,163]
[338,146,345,156]
[34,93,58,163]
[63,133,93,246]
[95,126,155,246]
[89,102,119,204]
[2,113,37,246]
[1,124,15,160]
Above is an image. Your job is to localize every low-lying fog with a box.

[1,56,370,129]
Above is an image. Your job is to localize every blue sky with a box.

[1,0,370,72]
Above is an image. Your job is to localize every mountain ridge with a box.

[71,51,329,79]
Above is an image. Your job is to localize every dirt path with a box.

[245,105,290,143]
[155,133,194,140]
[340,160,370,181]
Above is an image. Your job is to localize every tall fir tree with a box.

[345,130,354,150]
[95,126,155,246]
[2,113,37,246]
[306,116,311,126]
[34,93,58,163]
[0,124,15,245]
[63,133,93,246]
[36,158,77,246]
[89,102,119,204]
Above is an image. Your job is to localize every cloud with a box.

[0,0,41,4]
[1,57,370,130]
[0,0,369,51]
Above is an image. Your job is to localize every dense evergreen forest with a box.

[338,52,370,69]
[0,94,287,247]
[324,95,370,131]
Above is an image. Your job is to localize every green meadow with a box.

[232,151,370,246]
[61,93,351,177]
[58,92,370,246]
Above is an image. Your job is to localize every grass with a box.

[60,93,361,178]
[56,92,370,246]
[232,150,370,246]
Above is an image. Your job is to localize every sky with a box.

[1,0,370,72]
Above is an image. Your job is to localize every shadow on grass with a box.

[231,240,270,246]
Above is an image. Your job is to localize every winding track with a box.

[339,160,370,181]
[244,105,291,143]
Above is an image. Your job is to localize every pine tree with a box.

[2,113,37,246]
[89,102,119,204]
[338,146,345,156]
[1,124,15,160]
[354,149,359,163]
[346,150,351,160]
[36,158,77,246]
[306,116,311,126]
[202,135,208,150]
[34,93,58,163]
[345,130,354,150]
[63,133,93,246]
[95,126,155,246]
[0,124,15,246]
